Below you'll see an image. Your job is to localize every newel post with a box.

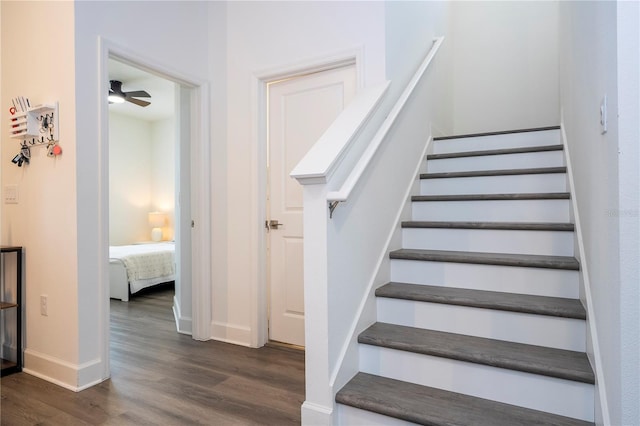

[296,182,335,425]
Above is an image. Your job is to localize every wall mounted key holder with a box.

[8,99,61,166]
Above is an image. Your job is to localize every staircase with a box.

[335,127,595,425]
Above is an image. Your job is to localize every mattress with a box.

[109,242,175,301]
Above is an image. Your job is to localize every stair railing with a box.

[291,36,445,425]
[325,36,445,216]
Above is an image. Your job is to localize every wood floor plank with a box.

[1,286,305,425]
[427,144,564,160]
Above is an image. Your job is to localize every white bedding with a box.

[109,242,175,300]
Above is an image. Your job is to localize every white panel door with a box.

[268,65,356,346]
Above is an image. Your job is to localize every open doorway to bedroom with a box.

[107,58,192,334]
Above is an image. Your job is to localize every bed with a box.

[109,242,175,301]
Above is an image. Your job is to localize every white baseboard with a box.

[301,400,334,425]
[211,321,252,347]
[172,295,192,335]
[23,349,105,392]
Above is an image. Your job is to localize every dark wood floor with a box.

[0,285,305,425]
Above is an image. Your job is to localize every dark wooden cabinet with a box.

[1,246,22,376]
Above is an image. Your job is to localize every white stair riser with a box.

[338,405,416,426]
[432,130,561,154]
[402,228,574,256]
[412,199,570,223]
[421,173,567,195]
[377,298,586,351]
[359,346,594,422]
[427,151,564,173]
[390,259,579,298]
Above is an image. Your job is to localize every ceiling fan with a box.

[108,80,151,107]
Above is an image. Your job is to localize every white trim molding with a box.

[23,349,104,392]
[173,295,193,335]
[211,321,252,347]
[559,122,611,425]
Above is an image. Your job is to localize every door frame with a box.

[98,38,212,377]
[251,48,363,347]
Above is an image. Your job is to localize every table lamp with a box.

[148,212,167,242]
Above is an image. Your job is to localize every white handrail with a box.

[290,81,390,184]
[327,36,444,204]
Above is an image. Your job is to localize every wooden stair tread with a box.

[401,221,575,231]
[428,144,564,160]
[421,166,567,179]
[412,192,569,201]
[376,282,586,319]
[390,248,580,270]
[433,126,561,141]
[359,323,595,384]
[336,372,593,426]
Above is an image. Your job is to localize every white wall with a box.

[150,118,175,241]
[108,114,174,245]
[616,4,640,424]
[109,113,152,245]
[1,1,79,385]
[451,1,559,134]
[559,1,640,425]
[385,1,453,136]
[222,1,386,346]
[208,0,229,344]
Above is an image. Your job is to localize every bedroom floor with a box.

[0,285,305,425]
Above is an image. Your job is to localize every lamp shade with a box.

[148,212,167,228]
[148,212,167,242]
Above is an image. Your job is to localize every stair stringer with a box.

[328,135,434,413]
[560,123,611,425]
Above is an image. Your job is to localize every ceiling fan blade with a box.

[124,90,151,98]
[125,97,151,107]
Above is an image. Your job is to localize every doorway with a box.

[266,65,357,346]
[107,57,192,329]
[96,38,211,378]
[100,43,212,379]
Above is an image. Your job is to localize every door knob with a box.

[268,219,283,230]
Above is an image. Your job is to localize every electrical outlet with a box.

[40,295,48,316]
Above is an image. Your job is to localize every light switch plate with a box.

[600,95,608,134]
[4,184,18,204]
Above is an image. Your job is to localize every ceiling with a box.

[108,59,175,122]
